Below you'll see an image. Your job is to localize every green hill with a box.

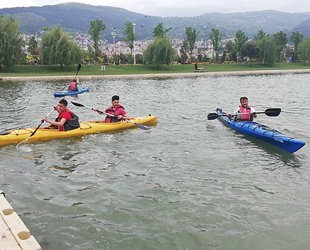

[1,3,310,41]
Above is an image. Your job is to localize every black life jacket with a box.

[55,111,80,131]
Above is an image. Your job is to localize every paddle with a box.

[75,63,82,79]
[71,101,151,130]
[207,108,281,120]
[16,108,55,148]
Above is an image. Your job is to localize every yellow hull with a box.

[0,116,157,147]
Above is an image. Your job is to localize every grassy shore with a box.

[1,63,310,77]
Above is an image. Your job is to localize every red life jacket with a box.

[69,81,77,92]
[105,105,125,123]
[239,105,252,120]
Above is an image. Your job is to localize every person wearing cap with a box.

[93,95,130,123]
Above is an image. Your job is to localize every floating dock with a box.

[0,190,41,250]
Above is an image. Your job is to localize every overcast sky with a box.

[1,0,310,17]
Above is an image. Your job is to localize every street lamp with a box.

[111,32,116,65]
[133,23,136,64]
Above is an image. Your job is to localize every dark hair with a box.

[112,95,119,101]
[240,96,248,102]
[59,99,68,106]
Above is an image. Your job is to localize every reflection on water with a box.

[0,74,310,249]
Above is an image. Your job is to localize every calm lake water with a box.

[1,73,310,250]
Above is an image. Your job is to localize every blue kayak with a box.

[54,86,90,97]
[215,108,305,153]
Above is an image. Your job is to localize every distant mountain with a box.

[1,3,310,42]
[290,18,310,38]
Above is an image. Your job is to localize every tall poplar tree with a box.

[185,27,200,61]
[122,21,136,55]
[88,19,106,64]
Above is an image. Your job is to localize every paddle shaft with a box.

[30,108,55,136]
[71,101,151,130]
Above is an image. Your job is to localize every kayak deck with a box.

[0,116,157,147]
[215,109,305,153]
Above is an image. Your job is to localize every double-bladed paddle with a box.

[207,108,281,120]
[71,101,151,130]
[16,108,55,148]
[75,64,81,78]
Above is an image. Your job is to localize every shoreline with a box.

[1,69,310,81]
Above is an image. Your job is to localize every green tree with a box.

[122,21,136,56]
[234,30,248,52]
[240,41,260,67]
[209,28,222,60]
[273,31,288,62]
[0,15,24,70]
[27,36,38,54]
[88,19,106,64]
[40,25,84,68]
[234,30,248,62]
[253,29,268,41]
[298,37,310,63]
[144,37,176,67]
[256,36,277,66]
[179,40,189,63]
[289,31,304,60]
[185,27,200,61]
[153,22,172,38]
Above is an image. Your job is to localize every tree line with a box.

[0,14,309,70]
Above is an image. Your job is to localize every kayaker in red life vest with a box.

[42,99,80,131]
[227,96,257,121]
[68,77,79,92]
[93,95,130,123]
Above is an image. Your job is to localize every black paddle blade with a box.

[71,101,84,107]
[207,113,219,120]
[77,64,82,71]
[134,122,151,130]
[264,108,281,117]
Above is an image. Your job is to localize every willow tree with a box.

[298,37,310,63]
[256,36,277,66]
[185,27,200,61]
[144,37,176,67]
[88,19,106,64]
[40,25,84,68]
[289,31,304,60]
[0,15,24,70]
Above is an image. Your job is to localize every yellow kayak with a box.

[0,116,157,147]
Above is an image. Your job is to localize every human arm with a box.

[42,117,67,126]
[93,108,104,115]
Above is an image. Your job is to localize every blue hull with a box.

[216,109,305,153]
[54,86,90,97]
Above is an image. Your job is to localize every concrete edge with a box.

[1,69,310,81]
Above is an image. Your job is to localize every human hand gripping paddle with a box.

[207,108,281,120]
[16,108,55,148]
[71,101,151,130]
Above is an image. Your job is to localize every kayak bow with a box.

[215,108,305,153]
